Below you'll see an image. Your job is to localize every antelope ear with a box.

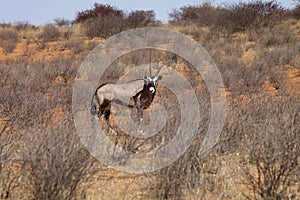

[143,76,149,84]
[157,75,162,81]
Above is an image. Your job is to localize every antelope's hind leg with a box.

[99,99,111,123]
[103,103,112,128]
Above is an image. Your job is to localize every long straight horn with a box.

[155,64,164,77]
[149,49,152,77]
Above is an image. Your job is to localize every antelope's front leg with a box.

[137,108,143,134]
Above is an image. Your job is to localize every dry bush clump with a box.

[22,122,95,200]
[75,3,158,38]
[0,115,23,199]
[144,85,212,200]
[217,92,299,199]
[0,57,78,128]
[169,2,223,27]
[83,15,126,39]
[292,0,300,19]
[40,24,61,42]
[235,94,299,199]
[75,3,124,23]
[76,3,126,38]
[0,55,85,199]
[202,24,299,95]
[256,28,293,47]
[0,2,299,198]
[0,23,12,29]
[14,21,35,32]
[63,39,85,54]
[0,29,19,54]
[54,18,71,27]
[220,0,284,33]
[169,0,286,35]
[125,10,157,28]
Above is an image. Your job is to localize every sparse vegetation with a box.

[75,3,158,38]
[0,29,19,54]
[40,24,61,42]
[14,21,35,32]
[22,123,95,200]
[169,1,286,34]
[54,18,71,27]
[0,0,299,199]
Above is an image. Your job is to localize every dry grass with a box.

[0,29,19,54]
[0,12,299,200]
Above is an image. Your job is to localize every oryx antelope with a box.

[90,67,162,124]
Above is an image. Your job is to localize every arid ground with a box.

[0,2,299,200]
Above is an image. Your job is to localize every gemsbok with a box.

[90,66,163,125]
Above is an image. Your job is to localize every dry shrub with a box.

[0,57,78,128]
[22,122,95,200]
[169,1,285,34]
[217,90,299,199]
[83,15,126,39]
[0,23,12,29]
[292,5,300,19]
[126,10,158,28]
[40,24,61,42]
[14,21,35,32]
[54,18,71,27]
[63,39,85,54]
[0,29,19,54]
[147,86,215,199]
[239,95,299,199]
[205,40,266,94]
[169,2,222,27]
[76,3,158,38]
[261,47,297,67]
[220,0,284,33]
[248,27,295,47]
[77,4,125,38]
[203,25,299,95]
[75,3,124,23]
[0,61,51,127]
[0,56,82,199]
[0,116,23,199]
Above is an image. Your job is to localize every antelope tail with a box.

[90,83,106,116]
[90,93,97,116]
